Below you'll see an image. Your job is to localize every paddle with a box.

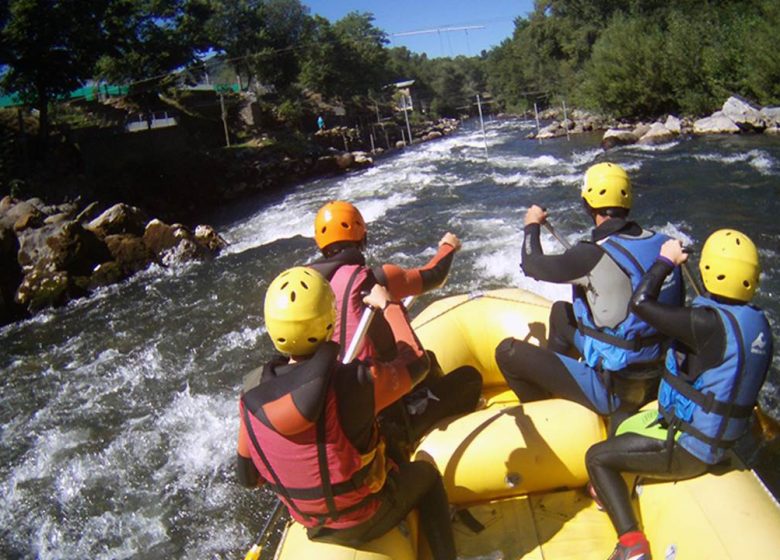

[243,292,416,560]
[543,221,572,250]
[244,499,286,560]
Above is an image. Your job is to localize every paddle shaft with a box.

[243,499,285,560]
[543,221,572,250]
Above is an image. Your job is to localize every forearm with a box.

[375,243,456,299]
[631,259,697,348]
[521,225,599,282]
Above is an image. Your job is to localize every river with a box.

[1,119,778,559]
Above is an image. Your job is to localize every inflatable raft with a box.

[271,289,780,560]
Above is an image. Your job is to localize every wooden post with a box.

[477,94,488,159]
[533,101,541,141]
[220,93,231,147]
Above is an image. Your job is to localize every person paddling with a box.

[586,229,773,560]
[308,200,482,457]
[236,267,456,559]
[495,163,684,430]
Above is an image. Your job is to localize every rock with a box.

[632,123,652,138]
[0,225,24,325]
[764,125,780,136]
[424,130,443,141]
[693,113,740,134]
[395,140,406,149]
[89,261,125,288]
[104,234,154,275]
[75,201,101,224]
[335,152,355,170]
[722,96,766,131]
[638,122,677,145]
[313,155,341,175]
[760,107,780,127]
[161,237,206,266]
[45,221,112,276]
[536,122,567,139]
[1,199,43,231]
[352,151,373,165]
[193,225,227,254]
[601,128,638,149]
[14,211,44,232]
[15,267,70,312]
[143,219,189,257]
[86,203,148,238]
[664,115,682,134]
[0,196,15,213]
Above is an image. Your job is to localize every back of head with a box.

[581,162,632,217]
[314,201,367,253]
[699,229,760,303]
[264,267,336,356]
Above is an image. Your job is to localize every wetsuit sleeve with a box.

[236,402,265,488]
[521,224,602,283]
[373,243,456,299]
[631,259,725,358]
[370,302,431,412]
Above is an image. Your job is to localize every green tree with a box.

[0,0,111,144]
[577,14,672,117]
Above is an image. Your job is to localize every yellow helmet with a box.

[264,267,336,355]
[314,200,367,250]
[581,162,632,210]
[699,229,760,302]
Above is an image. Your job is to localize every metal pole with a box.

[533,101,541,141]
[562,98,570,141]
[476,94,488,159]
[403,97,413,146]
[370,132,376,153]
[219,93,231,147]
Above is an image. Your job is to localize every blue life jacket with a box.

[659,296,772,464]
[573,230,683,371]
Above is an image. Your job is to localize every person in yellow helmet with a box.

[586,229,773,560]
[496,163,684,431]
[236,267,456,559]
[307,200,482,459]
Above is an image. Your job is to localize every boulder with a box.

[15,267,71,312]
[764,125,780,136]
[143,219,190,257]
[0,225,24,325]
[45,222,111,276]
[760,107,780,127]
[86,203,148,238]
[335,152,355,170]
[722,96,766,131]
[1,199,43,231]
[601,128,639,149]
[104,234,155,275]
[194,225,228,254]
[536,122,567,139]
[693,112,740,134]
[664,115,683,134]
[352,151,373,165]
[638,122,677,145]
[89,261,124,289]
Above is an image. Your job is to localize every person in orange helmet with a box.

[307,200,482,458]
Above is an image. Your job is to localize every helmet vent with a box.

[278,338,286,343]
[717,275,726,281]
[743,280,750,287]
[735,238,741,245]
[326,323,333,330]
[341,221,349,229]
[290,291,296,302]
[281,281,289,289]
[300,281,309,289]
[321,226,327,233]
[307,337,318,343]
[621,190,627,197]
[599,189,607,195]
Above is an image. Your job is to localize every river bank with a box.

[0,114,460,326]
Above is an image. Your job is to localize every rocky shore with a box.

[526,96,780,148]
[0,117,461,327]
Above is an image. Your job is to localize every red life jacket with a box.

[241,342,389,529]
[329,264,373,360]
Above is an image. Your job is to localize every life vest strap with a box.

[577,320,664,351]
[661,408,736,450]
[661,370,753,418]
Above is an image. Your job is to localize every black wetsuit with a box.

[585,258,733,536]
[496,219,675,425]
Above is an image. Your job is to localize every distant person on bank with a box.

[236,267,456,559]
[496,162,684,431]
[317,115,325,131]
[586,229,773,560]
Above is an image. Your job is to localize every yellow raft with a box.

[272,289,780,560]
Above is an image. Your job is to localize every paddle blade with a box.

[243,543,262,560]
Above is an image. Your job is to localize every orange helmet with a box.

[314,201,367,250]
